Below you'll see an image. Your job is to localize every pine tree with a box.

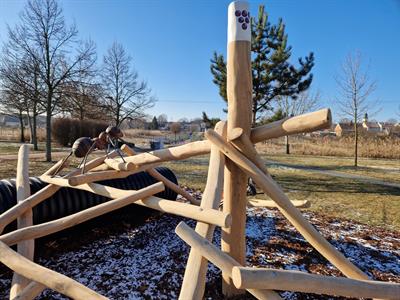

[210,5,314,125]
[150,116,159,130]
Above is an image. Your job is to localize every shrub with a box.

[52,118,109,146]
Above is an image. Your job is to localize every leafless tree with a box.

[59,58,109,121]
[277,90,320,154]
[6,0,96,161]
[0,47,45,150]
[157,114,168,127]
[170,122,181,143]
[102,42,155,127]
[335,51,378,167]
[0,88,27,143]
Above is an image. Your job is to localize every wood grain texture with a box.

[232,267,400,299]
[222,39,252,296]
[250,108,332,143]
[179,121,226,300]
[10,145,33,299]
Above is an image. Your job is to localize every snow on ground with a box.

[0,206,399,299]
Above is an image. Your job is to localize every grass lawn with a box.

[164,155,400,231]
[259,152,400,184]
[0,141,68,155]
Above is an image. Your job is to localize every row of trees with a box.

[0,0,155,161]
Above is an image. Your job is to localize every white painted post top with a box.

[228,1,251,43]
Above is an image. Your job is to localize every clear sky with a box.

[0,0,399,122]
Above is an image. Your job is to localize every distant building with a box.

[334,122,361,137]
[361,113,382,133]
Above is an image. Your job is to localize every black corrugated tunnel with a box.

[0,167,178,233]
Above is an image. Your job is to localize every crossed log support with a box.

[0,1,399,299]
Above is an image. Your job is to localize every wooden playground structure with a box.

[0,1,399,299]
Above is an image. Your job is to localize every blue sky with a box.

[0,0,399,122]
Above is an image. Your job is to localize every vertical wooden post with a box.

[10,145,34,298]
[222,1,252,296]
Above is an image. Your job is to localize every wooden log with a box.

[147,169,200,206]
[205,129,369,280]
[229,127,269,175]
[119,140,210,166]
[175,222,282,300]
[179,121,226,300]
[248,199,310,208]
[12,281,45,300]
[119,144,200,206]
[0,183,165,246]
[232,267,400,299]
[10,145,33,299]
[0,152,118,234]
[223,1,253,296]
[90,164,113,172]
[120,144,135,156]
[250,108,332,143]
[67,162,159,186]
[104,158,135,171]
[42,158,68,176]
[0,241,107,299]
[229,128,311,208]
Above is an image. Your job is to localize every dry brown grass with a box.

[123,129,166,138]
[257,135,400,159]
[0,127,46,142]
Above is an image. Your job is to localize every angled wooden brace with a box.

[178,121,227,300]
[205,129,369,281]
[0,241,107,300]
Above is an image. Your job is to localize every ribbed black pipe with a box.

[0,167,178,230]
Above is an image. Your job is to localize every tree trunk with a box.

[45,91,52,162]
[285,135,290,154]
[32,114,38,151]
[354,119,358,167]
[27,114,33,144]
[18,112,25,143]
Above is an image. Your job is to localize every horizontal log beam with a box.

[39,176,230,228]
[232,267,400,299]
[122,140,211,166]
[250,108,332,143]
[248,199,310,208]
[120,144,200,206]
[67,162,159,186]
